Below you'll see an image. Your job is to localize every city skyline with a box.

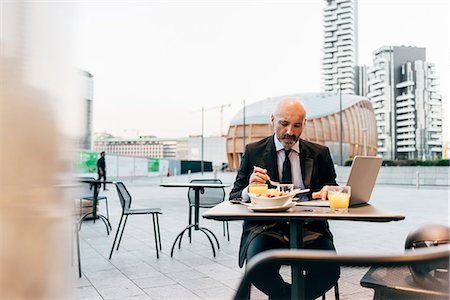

[75,1,449,141]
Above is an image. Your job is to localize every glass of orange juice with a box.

[248,183,268,195]
[327,186,351,213]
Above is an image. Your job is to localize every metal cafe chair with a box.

[109,182,162,259]
[74,217,82,277]
[233,247,450,300]
[78,176,110,222]
[185,179,230,244]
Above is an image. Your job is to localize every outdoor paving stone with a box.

[83,268,123,282]
[249,286,267,300]
[75,286,102,299]
[193,263,243,281]
[81,256,117,272]
[190,284,236,299]
[88,274,135,289]
[175,277,225,290]
[174,256,216,267]
[220,277,243,290]
[216,259,243,272]
[143,284,202,299]
[120,263,162,280]
[132,273,177,289]
[73,275,93,288]
[95,283,145,300]
[76,297,104,300]
[118,295,153,300]
[164,270,207,282]
[148,259,193,274]
[110,255,145,268]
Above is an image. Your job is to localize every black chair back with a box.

[234,246,450,300]
[188,179,225,208]
[115,182,132,211]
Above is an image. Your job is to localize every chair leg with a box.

[75,221,82,277]
[322,280,339,300]
[105,197,110,224]
[334,281,340,300]
[188,206,192,243]
[201,227,220,250]
[109,214,124,259]
[222,221,226,237]
[152,214,159,259]
[156,214,162,250]
[116,215,129,250]
[226,221,230,242]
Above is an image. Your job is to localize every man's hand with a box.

[249,166,268,184]
[312,185,330,200]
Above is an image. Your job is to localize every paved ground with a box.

[74,171,449,300]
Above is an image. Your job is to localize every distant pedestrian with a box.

[97,151,108,190]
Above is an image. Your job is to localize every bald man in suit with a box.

[230,99,340,299]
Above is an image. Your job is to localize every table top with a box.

[160,182,230,188]
[78,179,115,184]
[361,266,449,298]
[203,201,405,223]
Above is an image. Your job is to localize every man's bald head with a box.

[271,98,307,149]
[274,98,307,119]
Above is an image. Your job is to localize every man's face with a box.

[272,106,306,149]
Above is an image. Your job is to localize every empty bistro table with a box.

[78,179,113,234]
[203,201,405,299]
[160,182,230,257]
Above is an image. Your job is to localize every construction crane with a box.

[206,103,231,136]
[193,103,231,174]
[194,103,231,136]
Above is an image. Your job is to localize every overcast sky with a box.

[75,0,449,140]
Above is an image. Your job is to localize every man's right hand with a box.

[249,166,268,184]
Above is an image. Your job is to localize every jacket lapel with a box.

[300,140,313,188]
[263,136,279,182]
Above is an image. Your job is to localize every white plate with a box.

[248,201,296,212]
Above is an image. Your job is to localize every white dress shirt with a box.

[273,136,306,190]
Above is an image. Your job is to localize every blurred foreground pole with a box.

[0,1,78,298]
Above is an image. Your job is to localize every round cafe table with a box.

[160,182,230,257]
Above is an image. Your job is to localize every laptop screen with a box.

[346,156,383,206]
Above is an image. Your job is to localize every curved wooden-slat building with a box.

[227,93,377,170]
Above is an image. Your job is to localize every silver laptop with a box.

[297,156,383,207]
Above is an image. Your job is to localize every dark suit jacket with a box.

[97,157,105,173]
[229,135,337,267]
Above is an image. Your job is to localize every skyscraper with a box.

[80,70,94,150]
[322,0,358,95]
[366,46,442,160]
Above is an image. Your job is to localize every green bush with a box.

[343,158,449,166]
[382,160,396,166]
[435,159,450,166]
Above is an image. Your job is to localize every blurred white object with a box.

[0,1,78,298]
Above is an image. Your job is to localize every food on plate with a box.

[256,188,287,198]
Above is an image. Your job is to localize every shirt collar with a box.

[273,135,300,153]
